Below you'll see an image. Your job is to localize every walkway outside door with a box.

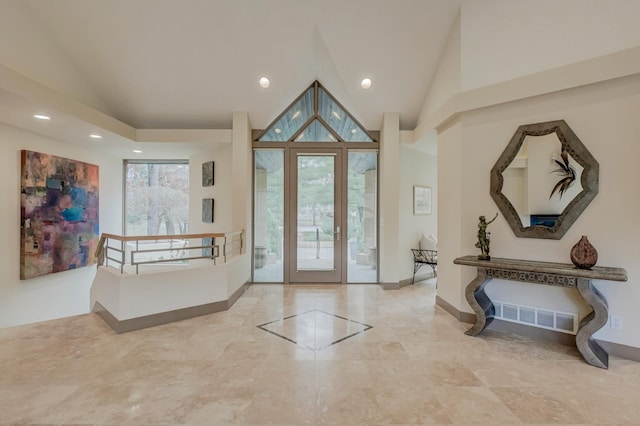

[289,149,342,283]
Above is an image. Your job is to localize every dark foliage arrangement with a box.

[550,150,576,199]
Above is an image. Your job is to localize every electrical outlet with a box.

[610,315,623,330]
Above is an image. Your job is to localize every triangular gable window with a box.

[294,119,336,142]
[257,81,375,142]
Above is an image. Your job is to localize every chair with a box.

[411,249,437,284]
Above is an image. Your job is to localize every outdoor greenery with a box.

[125,162,189,236]
[297,156,335,228]
[260,153,374,254]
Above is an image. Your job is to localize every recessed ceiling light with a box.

[132,149,143,154]
[351,129,357,134]
[33,114,51,120]
[259,77,270,88]
[360,78,372,89]
[89,134,103,139]
[274,128,282,134]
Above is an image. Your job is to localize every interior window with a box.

[124,160,190,236]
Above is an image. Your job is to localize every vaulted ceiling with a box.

[0,0,462,153]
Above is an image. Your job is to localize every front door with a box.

[289,149,342,283]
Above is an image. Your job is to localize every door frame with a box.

[253,142,379,284]
[288,148,343,283]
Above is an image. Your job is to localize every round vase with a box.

[570,236,598,269]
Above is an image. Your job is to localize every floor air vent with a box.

[493,301,577,334]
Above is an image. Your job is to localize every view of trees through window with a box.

[125,161,189,236]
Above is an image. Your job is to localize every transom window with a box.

[253,80,379,284]
[256,81,376,143]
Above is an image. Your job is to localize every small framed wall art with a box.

[202,198,214,223]
[202,161,214,186]
[413,185,432,215]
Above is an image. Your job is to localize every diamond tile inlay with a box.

[257,309,373,351]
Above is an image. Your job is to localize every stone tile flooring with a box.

[257,309,373,351]
[1,280,640,424]
[253,259,378,283]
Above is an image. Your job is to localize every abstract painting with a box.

[20,150,99,280]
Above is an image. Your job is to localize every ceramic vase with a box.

[570,236,598,269]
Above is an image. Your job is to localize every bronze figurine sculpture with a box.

[476,213,498,260]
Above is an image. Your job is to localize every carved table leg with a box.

[464,268,494,336]
[575,278,609,369]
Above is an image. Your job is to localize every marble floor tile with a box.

[1,279,639,425]
[491,387,587,424]
[432,385,523,424]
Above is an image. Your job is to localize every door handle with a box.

[334,226,341,242]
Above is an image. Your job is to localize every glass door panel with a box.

[347,152,377,282]
[290,150,342,283]
[297,155,335,271]
[253,150,284,282]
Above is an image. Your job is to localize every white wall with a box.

[458,76,640,344]
[231,112,252,253]
[425,4,640,349]
[91,257,244,321]
[436,121,465,309]
[417,12,460,124]
[460,0,640,91]
[379,113,400,284]
[0,122,239,328]
[0,123,121,328]
[398,146,437,282]
[189,145,233,234]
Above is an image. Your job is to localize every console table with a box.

[453,256,628,369]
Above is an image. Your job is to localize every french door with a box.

[253,148,378,284]
[288,149,342,283]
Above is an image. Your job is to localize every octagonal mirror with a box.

[490,120,599,239]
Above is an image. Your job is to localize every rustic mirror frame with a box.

[490,120,599,239]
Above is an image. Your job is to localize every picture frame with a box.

[202,198,214,223]
[202,161,214,186]
[413,185,432,215]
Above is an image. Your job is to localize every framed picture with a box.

[202,161,214,186]
[202,198,214,223]
[413,185,432,215]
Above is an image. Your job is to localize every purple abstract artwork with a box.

[20,150,99,280]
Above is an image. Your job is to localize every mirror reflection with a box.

[490,119,599,239]
[502,133,584,228]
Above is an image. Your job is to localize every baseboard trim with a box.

[92,301,123,333]
[380,282,400,290]
[596,340,640,362]
[435,295,475,323]
[228,281,251,306]
[489,319,576,346]
[398,272,435,288]
[436,296,574,345]
[435,296,640,359]
[93,281,251,334]
[384,272,437,290]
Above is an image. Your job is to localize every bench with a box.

[411,249,437,284]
